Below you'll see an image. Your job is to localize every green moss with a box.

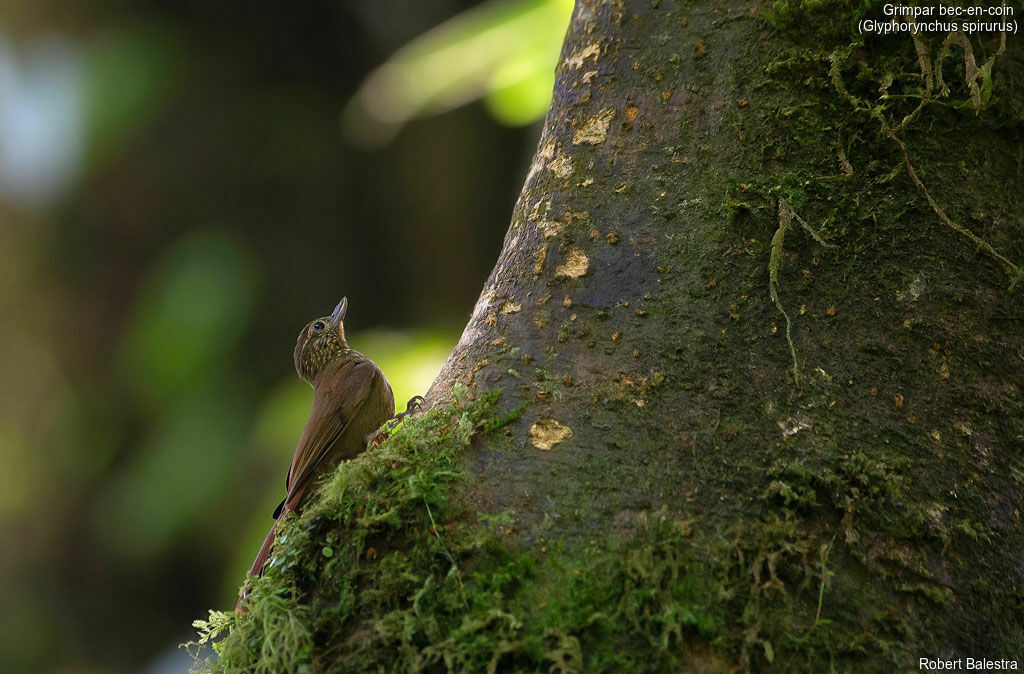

[189,387,862,673]
[185,392,722,672]
[764,0,878,45]
[186,385,981,673]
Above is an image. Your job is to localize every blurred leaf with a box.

[84,25,185,167]
[253,379,310,460]
[484,48,560,126]
[348,328,455,408]
[118,231,255,406]
[0,372,122,523]
[94,381,248,559]
[344,0,572,144]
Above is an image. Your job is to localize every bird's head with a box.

[294,297,351,384]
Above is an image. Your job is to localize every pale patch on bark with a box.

[572,108,615,145]
[534,244,548,273]
[555,248,589,278]
[547,153,574,178]
[528,198,552,222]
[538,219,564,238]
[529,418,573,450]
[525,139,557,186]
[778,417,812,439]
[563,42,600,70]
[896,275,925,302]
[499,300,522,314]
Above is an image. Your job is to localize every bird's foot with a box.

[397,395,424,421]
[367,396,425,448]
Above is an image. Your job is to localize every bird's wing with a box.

[279,359,377,514]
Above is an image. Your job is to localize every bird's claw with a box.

[367,395,425,448]
[391,395,424,424]
[403,395,425,415]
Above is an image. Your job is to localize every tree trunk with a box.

[200,1,1024,672]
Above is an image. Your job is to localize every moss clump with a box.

[187,387,494,672]
[184,390,739,673]
[186,378,1005,673]
[189,384,972,673]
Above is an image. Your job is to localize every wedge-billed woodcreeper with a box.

[237,297,394,610]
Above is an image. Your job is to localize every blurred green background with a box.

[0,0,570,671]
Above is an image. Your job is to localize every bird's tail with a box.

[235,522,277,612]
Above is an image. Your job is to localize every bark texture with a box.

[200,1,1023,671]
[427,0,1024,665]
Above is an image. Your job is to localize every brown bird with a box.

[237,297,395,609]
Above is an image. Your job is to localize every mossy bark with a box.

[197,1,1024,672]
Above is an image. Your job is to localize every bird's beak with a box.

[330,297,348,327]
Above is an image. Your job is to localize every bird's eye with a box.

[313,321,325,330]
